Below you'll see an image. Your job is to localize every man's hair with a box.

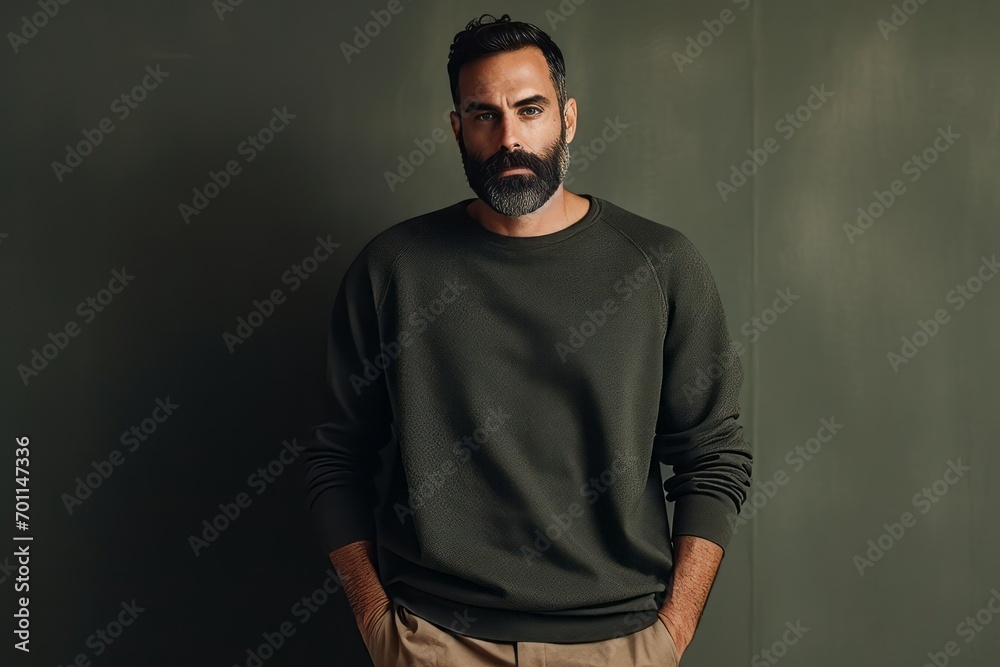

[447,13,567,117]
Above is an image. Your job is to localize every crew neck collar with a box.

[459,194,601,250]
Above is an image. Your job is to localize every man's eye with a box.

[474,109,541,121]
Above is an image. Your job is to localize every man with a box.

[302,13,752,667]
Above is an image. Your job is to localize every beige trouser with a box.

[362,601,681,667]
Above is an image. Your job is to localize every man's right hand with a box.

[356,595,392,648]
[329,540,393,642]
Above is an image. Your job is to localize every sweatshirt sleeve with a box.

[653,231,753,553]
[301,245,395,556]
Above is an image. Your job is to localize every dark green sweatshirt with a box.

[302,194,752,643]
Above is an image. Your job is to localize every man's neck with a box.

[467,187,590,238]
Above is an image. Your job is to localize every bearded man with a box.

[302,13,753,667]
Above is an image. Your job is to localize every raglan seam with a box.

[596,216,671,339]
[373,214,454,315]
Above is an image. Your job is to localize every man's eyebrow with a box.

[464,94,551,113]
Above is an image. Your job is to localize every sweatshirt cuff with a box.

[671,492,740,554]
[308,486,377,556]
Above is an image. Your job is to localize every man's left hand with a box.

[657,607,694,661]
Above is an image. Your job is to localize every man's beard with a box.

[457,119,570,217]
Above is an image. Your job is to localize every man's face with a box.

[451,46,575,217]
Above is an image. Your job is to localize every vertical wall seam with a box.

[749,0,760,655]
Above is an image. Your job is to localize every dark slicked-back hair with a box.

[447,13,567,116]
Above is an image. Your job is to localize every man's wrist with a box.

[329,541,390,627]
[657,604,695,656]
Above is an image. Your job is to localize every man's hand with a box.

[657,534,725,660]
[329,540,392,641]
[657,607,694,662]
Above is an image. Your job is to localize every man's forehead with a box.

[457,48,552,102]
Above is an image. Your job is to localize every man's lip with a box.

[500,167,533,175]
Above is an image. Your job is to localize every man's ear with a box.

[564,97,578,144]
[450,110,461,145]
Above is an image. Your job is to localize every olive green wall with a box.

[2,1,997,665]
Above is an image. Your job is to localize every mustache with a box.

[482,149,545,179]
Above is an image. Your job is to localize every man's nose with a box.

[498,113,523,152]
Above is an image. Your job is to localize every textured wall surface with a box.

[2,1,998,665]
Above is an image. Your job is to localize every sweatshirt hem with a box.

[385,581,663,644]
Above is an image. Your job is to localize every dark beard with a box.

[458,119,570,217]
